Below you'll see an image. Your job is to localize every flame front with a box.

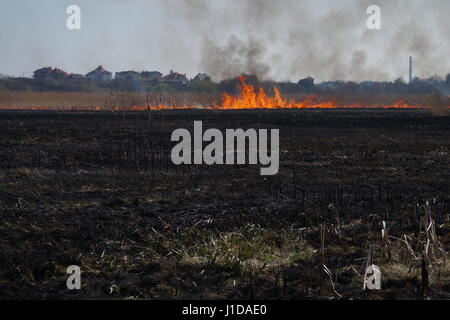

[219,76,418,110]
[221,77,288,109]
[1,76,448,111]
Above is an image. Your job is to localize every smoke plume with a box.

[161,0,450,82]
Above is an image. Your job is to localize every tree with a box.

[189,80,217,94]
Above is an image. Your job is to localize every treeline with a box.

[0,74,449,95]
[0,77,217,94]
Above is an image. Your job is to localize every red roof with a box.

[33,67,70,79]
[86,65,112,76]
[162,70,187,81]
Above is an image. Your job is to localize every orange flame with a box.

[1,76,448,111]
[219,76,421,110]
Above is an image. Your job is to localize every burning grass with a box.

[1,77,449,111]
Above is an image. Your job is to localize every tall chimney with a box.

[409,56,413,84]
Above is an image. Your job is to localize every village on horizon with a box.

[31,65,209,84]
[1,58,449,97]
[17,56,450,88]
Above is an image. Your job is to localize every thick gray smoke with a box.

[1,0,448,82]
[201,36,271,81]
[161,0,450,82]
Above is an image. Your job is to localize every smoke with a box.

[201,36,271,81]
[160,0,450,82]
[1,0,449,82]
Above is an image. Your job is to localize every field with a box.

[0,108,449,300]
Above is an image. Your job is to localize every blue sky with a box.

[0,0,448,82]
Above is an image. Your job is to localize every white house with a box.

[162,70,188,84]
[86,66,112,81]
[193,73,211,81]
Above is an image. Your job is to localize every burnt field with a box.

[0,108,449,300]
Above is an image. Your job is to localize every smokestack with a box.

[409,56,413,84]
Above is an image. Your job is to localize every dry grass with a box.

[0,91,449,111]
[0,91,220,109]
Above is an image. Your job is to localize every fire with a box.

[1,76,448,111]
[221,77,288,109]
[219,76,419,110]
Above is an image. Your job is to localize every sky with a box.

[0,0,449,82]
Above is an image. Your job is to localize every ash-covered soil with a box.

[0,109,449,299]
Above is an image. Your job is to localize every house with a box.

[298,77,314,89]
[86,65,112,81]
[140,71,162,82]
[162,70,188,84]
[192,73,211,81]
[33,67,70,80]
[115,71,141,82]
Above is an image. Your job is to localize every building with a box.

[192,73,211,81]
[162,70,188,84]
[409,56,413,85]
[140,71,162,82]
[115,71,141,82]
[86,65,112,81]
[298,77,314,89]
[33,67,70,80]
